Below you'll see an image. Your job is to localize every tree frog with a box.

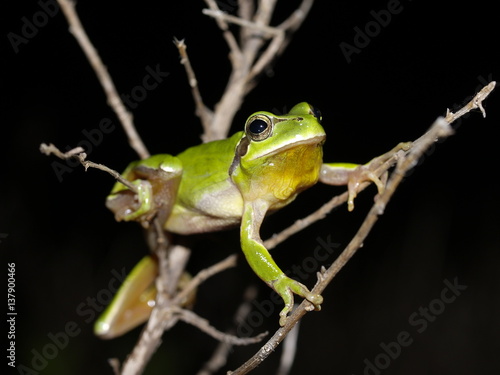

[95,102,394,339]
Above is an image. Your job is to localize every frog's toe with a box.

[279,307,292,326]
[106,180,153,222]
[273,276,322,325]
[304,291,323,309]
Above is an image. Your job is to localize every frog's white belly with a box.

[165,179,244,235]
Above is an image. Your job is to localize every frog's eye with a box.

[309,105,322,123]
[245,115,273,141]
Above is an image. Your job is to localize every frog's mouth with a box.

[259,135,326,158]
[231,135,325,176]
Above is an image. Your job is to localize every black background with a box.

[2,1,500,374]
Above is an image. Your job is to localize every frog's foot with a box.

[106,155,183,227]
[106,180,155,224]
[346,165,385,212]
[347,141,412,211]
[272,275,323,326]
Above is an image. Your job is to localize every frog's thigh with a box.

[94,255,158,339]
[319,162,359,185]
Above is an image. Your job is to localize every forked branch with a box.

[181,0,315,142]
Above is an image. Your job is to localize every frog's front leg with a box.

[320,142,411,211]
[241,201,323,326]
[106,154,183,227]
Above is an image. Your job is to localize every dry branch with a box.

[39,143,139,193]
[197,286,260,375]
[56,0,149,159]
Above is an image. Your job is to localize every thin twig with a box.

[202,9,283,37]
[176,308,267,345]
[174,254,238,306]
[197,286,260,375]
[108,358,121,375]
[204,0,242,60]
[56,0,150,159]
[264,147,404,251]
[173,38,214,140]
[445,81,495,120]
[39,143,139,193]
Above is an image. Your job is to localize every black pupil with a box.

[249,119,268,134]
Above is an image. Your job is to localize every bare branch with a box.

[39,143,85,159]
[173,254,238,306]
[202,9,283,37]
[197,286,260,375]
[39,143,139,193]
[446,80,496,121]
[56,0,150,159]
[108,358,121,375]
[173,38,214,138]
[204,0,242,60]
[276,321,300,375]
[176,308,267,345]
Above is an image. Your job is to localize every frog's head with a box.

[238,102,326,162]
[232,103,326,202]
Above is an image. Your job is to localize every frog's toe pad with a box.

[304,292,323,309]
[274,276,323,325]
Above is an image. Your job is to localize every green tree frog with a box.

[95,102,395,339]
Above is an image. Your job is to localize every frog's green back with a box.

[175,131,243,195]
[165,132,245,234]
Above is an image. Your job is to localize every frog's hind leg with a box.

[94,255,158,339]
